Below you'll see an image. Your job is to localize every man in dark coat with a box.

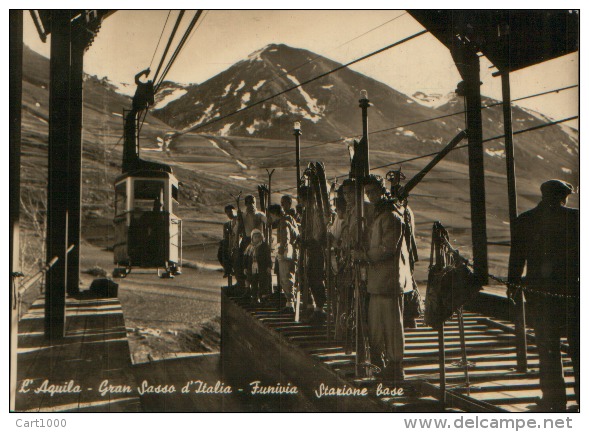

[508,179,579,412]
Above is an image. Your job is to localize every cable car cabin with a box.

[113,170,182,278]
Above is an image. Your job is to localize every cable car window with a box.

[115,183,127,216]
[134,180,164,213]
[172,185,179,214]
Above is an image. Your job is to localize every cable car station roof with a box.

[408,10,579,73]
[30,10,115,48]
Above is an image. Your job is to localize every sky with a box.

[23,10,579,126]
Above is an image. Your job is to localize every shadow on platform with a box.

[15,292,140,412]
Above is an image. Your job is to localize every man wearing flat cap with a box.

[508,179,579,412]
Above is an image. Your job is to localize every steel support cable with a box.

[371,115,578,172]
[149,10,172,70]
[140,11,203,136]
[175,29,428,137]
[153,10,186,84]
[155,10,203,91]
[251,12,409,97]
[254,84,579,161]
[185,10,209,46]
[202,12,409,125]
[200,114,578,209]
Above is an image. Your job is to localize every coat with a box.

[244,241,272,283]
[366,201,413,296]
[276,214,298,260]
[508,201,579,297]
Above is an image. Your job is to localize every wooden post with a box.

[9,9,23,412]
[457,307,471,395]
[460,47,489,284]
[438,325,446,410]
[66,30,85,296]
[45,11,72,339]
[326,234,332,343]
[501,71,528,372]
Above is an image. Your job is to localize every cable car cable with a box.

[138,11,203,140]
[149,10,172,70]
[208,11,408,119]
[370,115,579,172]
[183,110,579,208]
[185,10,209,46]
[175,29,428,137]
[153,10,186,84]
[106,82,576,158]
[254,83,579,161]
[155,10,203,91]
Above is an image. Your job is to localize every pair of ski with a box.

[294,161,330,323]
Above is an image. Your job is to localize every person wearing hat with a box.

[243,229,272,305]
[355,174,413,383]
[508,179,579,412]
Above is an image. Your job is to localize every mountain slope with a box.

[153,43,578,184]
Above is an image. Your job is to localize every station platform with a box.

[15,292,140,412]
[221,289,577,412]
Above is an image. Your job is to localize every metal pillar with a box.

[359,90,370,173]
[45,11,72,339]
[294,122,302,200]
[456,47,489,284]
[10,9,23,411]
[501,71,528,372]
[66,35,85,295]
[354,90,370,376]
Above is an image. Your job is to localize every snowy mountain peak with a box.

[411,91,457,108]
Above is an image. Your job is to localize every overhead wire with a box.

[139,11,204,136]
[255,12,409,94]
[106,83,577,159]
[153,10,186,83]
[149,10,172,70]
[175,29,429,137]
[207,114,578,205]
[185,10,209,46]
[202,12,410,127]
[371,115,579,172]
[155,10,204,91]
[254,83,579,161]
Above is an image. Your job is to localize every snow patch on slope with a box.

[222,83,232,97]
[233,80,246,95]
[186,103,216,129]
[253,80,266,91]
[240,92,251,109]
[270,104,284,118]
[217,123,234,137]
[153,88,187,109]
[248,44,272,62]
[485,148,505,158]
[208,139,231,157]
[284,73,324,119]
[411,91,456,108]
[245,119,272,135]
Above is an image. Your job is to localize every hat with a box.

[540,179,573,199]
